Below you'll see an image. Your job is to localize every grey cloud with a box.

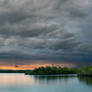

[0,0,92,65]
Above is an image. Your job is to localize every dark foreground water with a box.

[0,73,92,92]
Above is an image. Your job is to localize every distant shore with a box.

[0,66,92,77]
[25,66,92,77]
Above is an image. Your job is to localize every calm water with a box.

[0,74,92,92]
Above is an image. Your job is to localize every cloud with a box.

[0,0,92,65]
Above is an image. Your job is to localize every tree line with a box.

[0,66,92,77]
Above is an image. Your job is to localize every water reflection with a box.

[0,73,35,86]
[0,74,92,92]
[33,75,76,85]
[78,77,92,86]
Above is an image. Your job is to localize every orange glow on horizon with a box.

[0,64,53,70]
[0,64,76,70]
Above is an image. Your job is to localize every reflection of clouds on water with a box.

[0,74,78,87]
[0,74,35,87]
[0,74,92,92]
[0,73,92,87]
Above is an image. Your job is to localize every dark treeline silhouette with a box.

[0,66,92,77]
[0,70,31,73]
[25,67,80,75]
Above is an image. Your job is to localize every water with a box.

[0,73,92,92]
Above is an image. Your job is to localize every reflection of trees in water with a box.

[78,77,92,86]
[32,76,76,85]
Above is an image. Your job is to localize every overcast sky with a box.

[0,0,92,66]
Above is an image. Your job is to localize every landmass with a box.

[0,64,92,77]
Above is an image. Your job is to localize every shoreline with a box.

[0,73,92,77]
[0,66,92,77]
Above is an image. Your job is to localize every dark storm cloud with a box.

[0,0,92,65]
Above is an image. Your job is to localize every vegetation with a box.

[25,67,79,75]
[25,66,92,76]
[0,66,92,77]
[78,66,92,77]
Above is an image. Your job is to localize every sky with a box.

[0,0,92,66]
